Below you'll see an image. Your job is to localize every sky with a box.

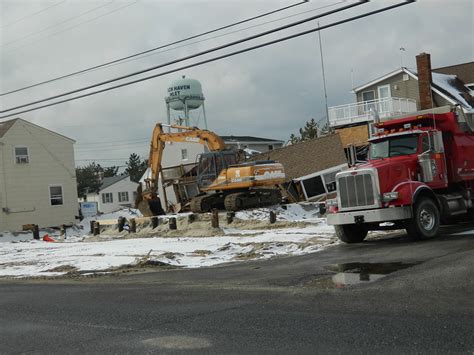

[0,0,473,167]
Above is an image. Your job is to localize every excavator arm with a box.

[136,123,226,216]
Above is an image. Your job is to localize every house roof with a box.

[433,61,474,84]
[0,119,19,138]
[405,68,474,111]
[221,135,284,144]
[100,175,129,190]
[0,118,76,142]
[248,134,347,180]
[353,67,474,112]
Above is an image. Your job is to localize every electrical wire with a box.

[0,0,67,29]
[0,0,311,97]
[3,1,140,55]
[0,1,415,120]
[0,0,366,114]
[1,1,116,48]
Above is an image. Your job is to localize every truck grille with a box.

[338,173,376,209]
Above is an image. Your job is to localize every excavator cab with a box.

[196,150,237,188]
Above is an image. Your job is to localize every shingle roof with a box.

[433,62,474,84]
[0,119,19,138]
[248,134,347,180]
[221,135,284,143]
[100,175,129,190]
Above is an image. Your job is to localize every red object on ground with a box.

[42,235,56,242]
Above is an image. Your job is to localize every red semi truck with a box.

[326,106,474,243]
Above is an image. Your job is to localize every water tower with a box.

[165,76,207,129]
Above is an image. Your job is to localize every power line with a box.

[0,1,366,114]
[0,1,415,120]
[0,0,67,29]
[0,0,310,97]
[3,1,140,55]
[1,1,116,48]
[95,2,345,76]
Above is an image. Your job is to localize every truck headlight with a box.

[382,191,399,202]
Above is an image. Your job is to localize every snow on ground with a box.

[0,204,337,278]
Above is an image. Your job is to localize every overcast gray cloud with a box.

[0,0,473,166]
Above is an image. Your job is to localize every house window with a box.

[102,192,113,204]
[361,91,375,113]
[181,148,188,160]
[15,147,29,164]
[118,191,129,202]
[49,185,63,206]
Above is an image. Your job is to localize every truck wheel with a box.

[335,224,368,243]
[406,197,440,240]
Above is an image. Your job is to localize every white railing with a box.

[328,97,417,127]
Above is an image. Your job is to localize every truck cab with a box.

[327,107,474,243]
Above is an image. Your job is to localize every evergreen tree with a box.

[125,153,148,182]
[76,162,103,198]
[290,118,319,144]
[103,166,119,177]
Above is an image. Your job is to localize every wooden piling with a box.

[60,224,66,238]
[130,218,137,233]
[211,209,219,228]
[90,220,96,234]
[151,216,159,229]
[226,212,235,224]
[118,217,125,232]
[93,222,100,236]
[169,217,177,230]
[33,224,40,240]
[269,211,277,224]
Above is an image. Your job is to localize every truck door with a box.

[420,132,448,189]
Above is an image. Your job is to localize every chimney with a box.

[416,52,433,110]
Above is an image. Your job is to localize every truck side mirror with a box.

[418,153,435,182]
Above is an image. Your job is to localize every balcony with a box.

[328,97,418,128]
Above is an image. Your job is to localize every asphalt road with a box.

[1,223,473,354]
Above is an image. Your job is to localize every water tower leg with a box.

[166,104,171,132]
[202,102,208,129]
[184,102,189,126]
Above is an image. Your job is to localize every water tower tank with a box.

[166,76,204,111]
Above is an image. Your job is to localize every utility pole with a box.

[318,21,330,133]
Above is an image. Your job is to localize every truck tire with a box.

[405,197,440,240]
[335,224,368,243]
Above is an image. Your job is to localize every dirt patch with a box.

[46,265,78,273]
[192,249,212,257]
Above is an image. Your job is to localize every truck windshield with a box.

[370,134,418,159]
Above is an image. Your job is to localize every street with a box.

[1,222,473,353]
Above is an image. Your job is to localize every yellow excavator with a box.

[135,123,285,216]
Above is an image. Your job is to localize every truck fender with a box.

[390,181,426,206]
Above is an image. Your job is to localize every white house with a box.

[0,118,78,231]
[85,175,139,214]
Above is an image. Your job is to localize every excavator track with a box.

[224,189,281,211]
[190,194,224,213]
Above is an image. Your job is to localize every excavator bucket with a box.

[135,184,165,217]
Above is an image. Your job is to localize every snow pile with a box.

[0,203,337,278]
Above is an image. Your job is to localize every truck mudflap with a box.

[327,206,412,225]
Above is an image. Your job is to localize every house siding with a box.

[0,120,77,230]
[96,177,138,214]
[356,72,420,106]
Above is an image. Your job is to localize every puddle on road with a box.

[304,262,420,289]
